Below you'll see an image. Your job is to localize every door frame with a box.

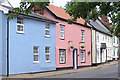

[73,48,78,69]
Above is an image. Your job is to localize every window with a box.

[97,32,99,42]
[81,30,85,42]
[105,35,107,41]
[45,23,50,37]
[59,49,66,64]
[60,25,65,39]
[17,17,24,33]
[113,36,115,43]
[81,50,85,63]
[108,36,109,42]
[117,38,119,44]
[114,47,115,56]
[97,48,99,58]
[103,34,104,41]
[33,46,39,63]
[45,47,50,62]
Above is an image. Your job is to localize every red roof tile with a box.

[46,4,92,27]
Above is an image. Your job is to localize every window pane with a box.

[46,23,50,29]
[45,30,50,35]
[33,46,39,62]
[81,50,85,62]
[34,55,38,61]
[81,30,85,42]
[46,54,50,61]
[59,49,65,63]
[45,47,50,53]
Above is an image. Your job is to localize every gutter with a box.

[7,17,9,77]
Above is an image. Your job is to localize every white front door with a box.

[73,49,77,69]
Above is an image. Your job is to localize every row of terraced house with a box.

[0,2,119,75]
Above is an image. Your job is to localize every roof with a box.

[1,5,58,23]
[45,4,92,27]
[89,20,112,36]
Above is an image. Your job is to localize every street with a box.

[46,64,119,78]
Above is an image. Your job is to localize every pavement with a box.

[46,63,118,78]
[2,60,119,78]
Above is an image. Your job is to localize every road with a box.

[46,64,119,78]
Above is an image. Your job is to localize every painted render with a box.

[0,10,56,75]
[112,35,119,60]
[91,29,96,64]
[42,5,92,68]
[0,11,2,75]
[90,19,113,64]
[0,10,8,75]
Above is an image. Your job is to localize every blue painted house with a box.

[0,5,57,75]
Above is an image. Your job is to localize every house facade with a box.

[112,35,119,60]
[90,19,113,65]
[33,5,92,69]
[0,5,57,75]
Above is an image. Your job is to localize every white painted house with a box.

[112,35,119,60]
[90,19,113,65]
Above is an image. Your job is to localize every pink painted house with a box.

[33,5,92,69]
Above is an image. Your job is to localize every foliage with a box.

[81,46,85,48]
[8,2,49,20]
[70,46,74,49]
[65,2,120,37]
[88,51,90,54]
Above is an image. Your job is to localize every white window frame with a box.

[81,30,85,42]
[33,46,39,63]
[97,48,99,58]
[45,23,50,37]
[103,34,104,41]
[97,32,99,42]
[45,47,50,62]
[59,49,66,64]
[81,50,85,63]
[17,17,24,33]
[60,25,65,40]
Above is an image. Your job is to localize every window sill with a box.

[33,61,39,63]
[59,62,66,64]
[81,62,85,63]
[80,42,85,43]
[16,31,24,34]
[45,35,50,38]
[60,38,65,40]
[46,60,51,63]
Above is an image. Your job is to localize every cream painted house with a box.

[90,19,113,65]
[112,35,119,60]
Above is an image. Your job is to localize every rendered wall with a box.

[9,17,56,74]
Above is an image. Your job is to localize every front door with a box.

[73,49,77,69]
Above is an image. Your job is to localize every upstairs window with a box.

[81,30,85,42]
[96,32,99,42]
[17,17,24,33]
[45,23,50,37]
[45,47,50,62]
[60,25,65,40]
[113,36,115,43]
[103,34,104,41]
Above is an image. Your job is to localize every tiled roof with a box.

[89,20,112,36]
[46,4,92,27]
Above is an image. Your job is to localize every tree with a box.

[65,2,120,59]
[8,2,49,19]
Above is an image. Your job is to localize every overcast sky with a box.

[8,0,71,8]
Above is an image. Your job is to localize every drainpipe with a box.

[7,18,9,77]
[106,49,107,63]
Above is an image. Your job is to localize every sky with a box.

[8,0,71,8]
